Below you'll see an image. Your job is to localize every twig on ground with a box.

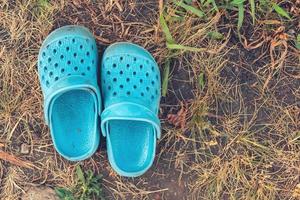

[0,151,36,169]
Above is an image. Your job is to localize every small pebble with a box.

[20,143,30,154]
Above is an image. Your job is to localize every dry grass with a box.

[0,0,300,199]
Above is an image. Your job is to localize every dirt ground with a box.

[0,0,300,200]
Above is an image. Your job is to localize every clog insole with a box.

[108,120,155,172]
[51,89,96,157]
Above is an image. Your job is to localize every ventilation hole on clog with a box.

[53,49,57,54]
[141,92,144,96]
[66,47,70,51]
[120,70,123,75]
[133,71,136,75]
[92,60,95,64]
[113,63,116,68]
[140,79,143,83]
[91,45,94,50]
[140,65,143,69]
[60,55,64,59]
[146,72,149,77]
[86,52,90,56]
[72,38,75,43]
[133,85,137,89]
[54,77,59,81]
[126,78,130,82]
[146,87,150,91]
[48,58,51,63]
[146,60,150,64]
[156,75,159,80]
[87,66,90,71]
[42,52,46,57]
[67,73,71,76]
[85,38,89,43]
[81,73,85,76]
[80,59,84,64]
[61,68,65,73]
[74,67,78,71]
[46,81,50,87]
[120,57,123,61]
[49,71,53,77]
[73,53,77,57]
[151,95,154,100]
[120,85,124,89]
[108,86,111,90]
[151,81,155,85]
[41,75,45,80]
[113,78,117,82]
[39,61,42,65]
[155,90,158,95]
[44,67,47,72]
[107,71,111,75]
[54,63,58,68]
[127,91,130,95]
[113,92,117,96]
[151,66,154,71]
[133,57,137,61]
[46,45,49,49]
[126,64,130,68]
[58,41,62,45]
[67,60,71,65]
[80,45,83,49]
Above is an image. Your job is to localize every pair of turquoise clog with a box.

[38,25,161,177]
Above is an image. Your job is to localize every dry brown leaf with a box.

[108,167,117,178]
[262,26,288,91]
[242,34,267,50]
[270,35,288,69]
[167,102,187,130]
[259,20,282,25]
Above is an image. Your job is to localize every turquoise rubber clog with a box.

[38,25,101,161]
[101,42,161,177]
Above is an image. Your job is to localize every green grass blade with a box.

[175,1,205,18]
[159,13,176,44]
[55,188,66,198]
[166,43,207,52]
[237,3,244,31]
[210,0,219,12]
[55,188,74,200]
[204,0,219,12]
[184,0,193,4]
[198,72,205,90]
[162,59,170,97]
[231,0,245,5]
[272,3,291,20]
[207,31,224,40]
[249,0,255,24]
[296,34,300,50]
[76,165,85,184]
